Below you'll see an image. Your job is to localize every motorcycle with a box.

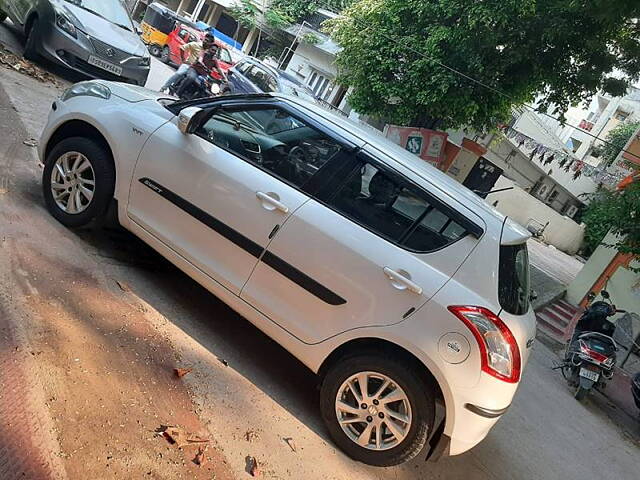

[170,61,229,101]
[560,290,626,402]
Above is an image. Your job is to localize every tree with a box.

[582,181,640,259]
[272,0,354,22]
[327,0,640,130]
[593,121,640,167]
[228,0,291,56]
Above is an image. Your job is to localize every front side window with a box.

[197,106,343,188]
[499,244,531,315]
[328,162,468,251]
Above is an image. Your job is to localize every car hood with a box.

[61,3,146,56]
[103,82,173,103]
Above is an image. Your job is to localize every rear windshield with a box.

[499,243,530,315]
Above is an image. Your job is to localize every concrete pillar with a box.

[176,0,188,15]
[242,28,259,54]
[191,0,207,20]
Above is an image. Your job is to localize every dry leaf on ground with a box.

[174,367,193,378]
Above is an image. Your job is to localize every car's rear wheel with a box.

[320,354,434,466]
[160,46,170,64]
[23,17,40,61]
[43,137,115,228]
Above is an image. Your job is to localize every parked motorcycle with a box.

[560,290,626,402]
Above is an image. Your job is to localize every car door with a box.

[127,100,353,295]
[241,152,485,344]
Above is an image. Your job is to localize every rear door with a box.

[241,152,484,344]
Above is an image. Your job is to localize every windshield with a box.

[499,243,531,315]
[218,48,232,64]
[64,0,133,31]
[280,83,317,102]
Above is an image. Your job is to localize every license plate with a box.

[579,368,599,382]
[88,55,122,76]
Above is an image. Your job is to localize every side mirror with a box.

[136,27,143,35]
[178,106,204,135]
[587,292,597,302]
[601,290,610,299]
[530,290,538,302]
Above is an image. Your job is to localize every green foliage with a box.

[272,0,354,22]
[593,121,640,167]
[582,182,640,258]
[327,0,640,129]
[228,0,260,31]
[302,33,321,45]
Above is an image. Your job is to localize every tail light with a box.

[579,341,609,364]
[448,306,521,383]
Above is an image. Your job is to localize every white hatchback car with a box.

[39,81,536,466]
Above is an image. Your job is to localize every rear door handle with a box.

[256,191,289,213]
[383,267,423,295]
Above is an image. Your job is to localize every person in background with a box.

[160,32,215,94]
[175,44,227,98]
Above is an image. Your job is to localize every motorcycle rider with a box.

[160,32,216,94]
[176,43,228,98]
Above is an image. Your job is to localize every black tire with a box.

[574,386,589,402]
[0,10,7,23]
[42,137,115,228]
[148,44,161,57]
[320,354,434,466]
[23,17,40,61]
[160,46,170,64]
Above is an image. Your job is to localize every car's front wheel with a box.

[43,137,115,228]
[23,18,40,61]
[320,354,434,466]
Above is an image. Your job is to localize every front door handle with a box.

[256,191,289,213]
[383,267,423,295]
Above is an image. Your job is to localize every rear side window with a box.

[328,163,468,252]
[499,244,531,315]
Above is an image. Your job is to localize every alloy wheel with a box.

[335,371,412,451]
[50,151,96,215]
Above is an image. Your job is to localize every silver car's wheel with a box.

[51,151,96,214]
[335,371,412,451]
[43,137,115,228]
[320,354,434,466]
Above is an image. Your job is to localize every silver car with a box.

[0,0,150,85]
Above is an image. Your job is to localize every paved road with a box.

[1,19,639,480]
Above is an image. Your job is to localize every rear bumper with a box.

[36,19,150,86]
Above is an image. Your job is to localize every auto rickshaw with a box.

[140,3,181,57]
